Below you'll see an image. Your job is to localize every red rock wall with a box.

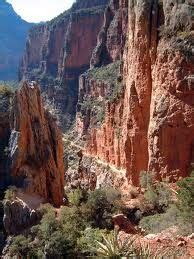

[19,0,108,120]
[77,0,194,185]
[9,82,64,207]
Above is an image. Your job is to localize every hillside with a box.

[0,0,33,80]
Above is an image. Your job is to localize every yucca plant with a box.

[94,230,172,259]
[94,230,137,258]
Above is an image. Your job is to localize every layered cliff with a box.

[19,0,108,127]
[76,0,194,187]
[8,82,64,206]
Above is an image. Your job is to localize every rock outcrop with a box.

[76,0,194,187]
[0,87,12,189]
[9,82,64,207]
[3,199,41,235]
[19,0,108,127]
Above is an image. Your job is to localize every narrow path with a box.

[63,134,126,174]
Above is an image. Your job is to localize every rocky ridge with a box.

[8,82,64,207]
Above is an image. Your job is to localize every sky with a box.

[7,0,75,23]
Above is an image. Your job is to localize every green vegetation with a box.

[140,172,194,235]
[0,85,14,97]
[4,186,17,202]
[88,61,121,85]
[8,187,124,258]
[8,172,193,257]
[93,229,174,258]
[72,6,105,20]
[140,171,172,211]
[79,61,124,128]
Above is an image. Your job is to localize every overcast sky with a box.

[7,0,75,23]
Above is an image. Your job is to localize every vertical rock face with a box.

[19,0,108,127]
[91,0,128,67]
[0,88,12,189]
[76,0,194,186]
[9,82,64,207]
[148,0,194,180]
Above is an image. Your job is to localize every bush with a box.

[67,188,84,206]
[176,172,194,231]
[140,172,173,212]
[140,171,155,189]
[77,228,108,255]
[84,188,122,229]
[39,208,58,240]
[9,235,31,257]
[88,61,121,85]
[4,186,17,201]
[140,173,194,235]
[7,187,124,257]
[0,84,14,97]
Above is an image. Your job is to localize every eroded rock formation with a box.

[19,0,108,127]
[9,82,64,206]
[76,0,194,186]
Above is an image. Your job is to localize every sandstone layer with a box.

[9,82,64,206]
[76,0,194,186]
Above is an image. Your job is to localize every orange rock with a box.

[76,0,194,187]
[9,82,64,207]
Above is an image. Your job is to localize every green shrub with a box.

[67,188,84,206]
[0,84,14,97]
[140,173,194,235]
[39,208,58,241]
[9,235,31,257]
[84,188,122,229]
[4,186,17,201]
[88,61,121,85]
[140,171,155,189]
[140,172,173,211]
[176,172,194,231]
[44,230,72,257]
[77,228,108,255]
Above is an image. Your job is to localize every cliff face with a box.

[19,0,108,127]
[76,0,194,187]
[0,87,13,189]
[0,0,33,80]
[9,82,64,206]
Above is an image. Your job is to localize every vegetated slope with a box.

[0,0,33,80]
[19,0,109,128]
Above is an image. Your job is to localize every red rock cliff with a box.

[9,82,64,207]
[19,0,108,127]
[76,0,194,186]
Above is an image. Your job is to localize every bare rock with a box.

[9,82,64,207]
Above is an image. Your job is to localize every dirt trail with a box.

[63,134,126,174]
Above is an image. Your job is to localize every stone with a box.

[113,214,138,234]
[9,82,64,207]
[75,0,194,187]
[19,0,108,127]
[3,199,41,235]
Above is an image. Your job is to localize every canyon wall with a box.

[19,0,108,127]
[9,82,64,207]
[76,0,194,187]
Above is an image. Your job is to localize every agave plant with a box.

[94,230,137,258]
[94,230,170,259]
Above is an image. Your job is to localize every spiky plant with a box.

[94,230,136,258]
